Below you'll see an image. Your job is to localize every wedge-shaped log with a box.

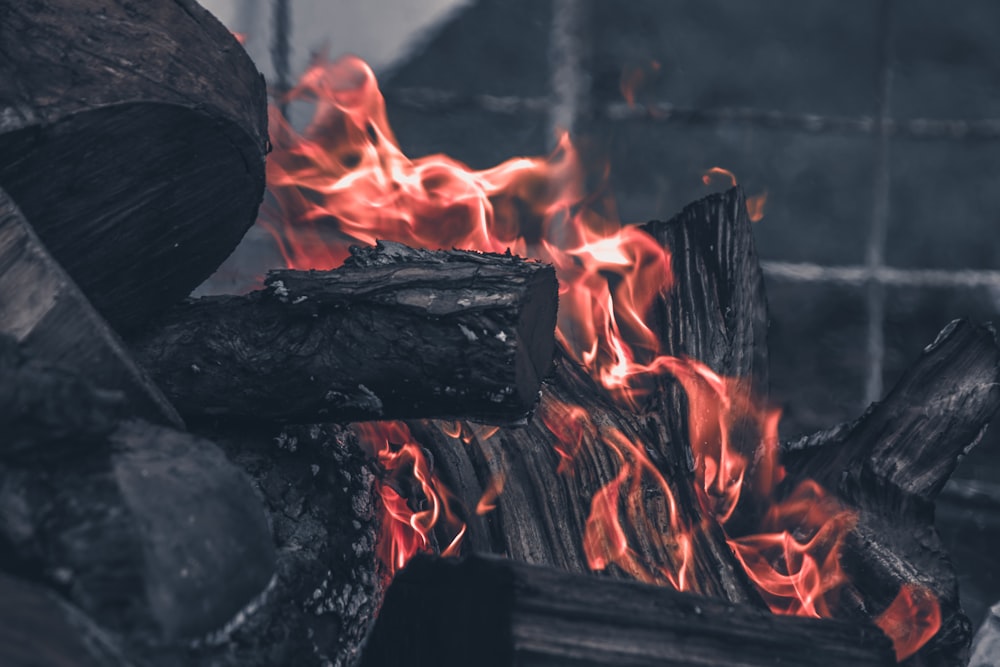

[133,242,558,425]
[359,554,895,667]
[0,0,267,334]
[784,319,1000,667]
[0,188,181,427]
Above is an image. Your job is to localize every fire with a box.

[260,54,938,660]
[702,167,767,222]
[620,60,661,108]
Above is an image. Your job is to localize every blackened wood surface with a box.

[133,242,558,425]
[0,420,276,645]
[0,572,134,667]
[784,319,1000,667]
[359,555,895,667]
[0,0,267,334]
[0,188,181,427]
[407,189,765,605]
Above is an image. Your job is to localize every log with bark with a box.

[133,242,559,425]
[401,188,767,604]
[783,318,1000,666]
[359,554,896,667]
[0,0,267,334]
[0,187,181,428]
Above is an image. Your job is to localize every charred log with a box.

[0,188,181,427]
[133,242,558,425]
[405,188,766,604]
[0,571,134,667]
[359,554,896,667]
[783,319,1000,666]
[0,420,276,646]
[0,0,267,334]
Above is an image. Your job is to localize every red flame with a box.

[702,168,767,222]
[260,54,939,659]
[876,584,943,661]
[620,60,661,108]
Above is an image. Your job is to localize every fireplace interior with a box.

[3,1,1000,667]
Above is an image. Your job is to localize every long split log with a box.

[359,554,896,667]
[783,319,1000,666]
[403,188,766,604]
[133,242,558,425]
[0,188,181,427]
[0,0,267,334]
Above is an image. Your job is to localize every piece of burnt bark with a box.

[783,319,1000,667]
[0,421,276,647]
[152,424,381,667]
[133,242,558,425]
[0,0,267,334]
[0,571,135,667]
[359,554,896,667]
[0,187,182,427]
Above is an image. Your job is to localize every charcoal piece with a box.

[0,187,181,427]
[0,421,276,646]
[359,554,896,667]
[133,242,558,425]
[0,571,134,667]
[784,319,1000,667]
[0,0,267,334]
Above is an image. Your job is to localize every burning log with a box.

[783,319,1000,666]
[399,188,766,604]
[0,0,267,334]
[132,242,558,425]
[0,187,181,427]
[358,554,896,667]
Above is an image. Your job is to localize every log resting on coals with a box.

[0,0,267,334]
[133,242,558,425]
[784,319,1000,667]
[359,554,896,667]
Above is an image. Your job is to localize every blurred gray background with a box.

[202,0,1000,629]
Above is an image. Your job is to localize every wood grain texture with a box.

[359,554,896,667]
[0,0,267,334]
[133,242,558,425]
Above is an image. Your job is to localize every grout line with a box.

[864,0,897,406]
[761,262,1000,289]
[382,86,1000,141]
[548,0,587,143]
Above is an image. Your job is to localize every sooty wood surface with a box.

[0,187,181,426]
[784,319,1000,667]
[134,242,558,425]
[0,0,267,334]
[359,554,895,667]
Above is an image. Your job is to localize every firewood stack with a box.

[1,2,998,667]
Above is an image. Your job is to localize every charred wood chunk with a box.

[133,241,559,425]
[783,319,1000,667]
[0,421,276,646]
[0,188,181,427]
[0,0,267,334]
[0,571,134,667]
[359,554,896,667]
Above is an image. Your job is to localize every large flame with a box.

[261,55,938,660]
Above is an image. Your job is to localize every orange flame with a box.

[746,191,767,222]
[702,166,738,188]
[259,55,939,658]
[620,60,661,108]
[475,473,505,515]
[876,584,943,661]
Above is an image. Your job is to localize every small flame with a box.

[620,60,661,108]
[260,55,939,657]
[746,191,767,222]
[702,166,738,188]
[875,584,943,661]
[231,31,247,45]
[475,473,505,515]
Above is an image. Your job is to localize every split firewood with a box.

[359,554,896,667]
[0,188,181,427]
[405,188,766,604]
[784,319,1000,666]
[0,0,267,334]
[0,571,134,667]
[132,242,558,425]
